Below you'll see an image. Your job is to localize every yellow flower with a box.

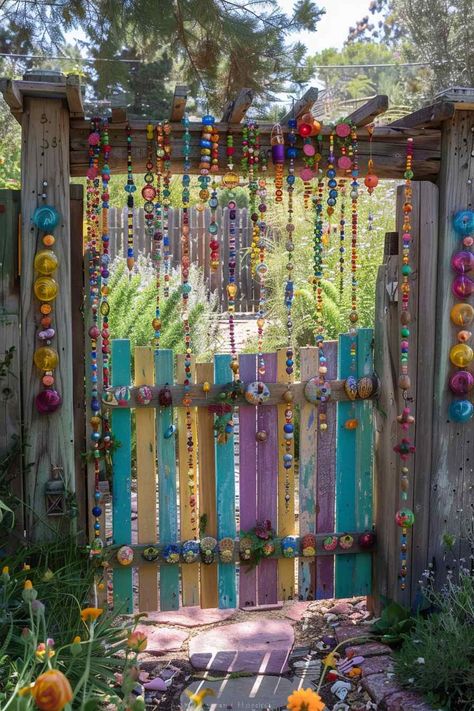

[72,635,81,644]
[127,630,148,653]
[322,652,337,668]
[23,564,31,571]
[287,688,325,711]
[2,565,9,575]
[184,688,216,709]
[24,579,33,590]
[30,669,73,711]
[80,606,103,623]
[35,642,55,661]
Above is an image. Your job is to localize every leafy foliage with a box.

[371,599,415,645]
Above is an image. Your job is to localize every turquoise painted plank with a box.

[214,354,237,609]
[335,328,374,597]
[111,339,133,613]
[155,349,180,610]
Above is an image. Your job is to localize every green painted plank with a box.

[111,339,133,613]
[214,354,237,608]
[335,328,374,597]
[155,349,180,610]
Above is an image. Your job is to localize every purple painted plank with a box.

[238,354,258,608]
[316,340,337,599]
[257,353,278,605]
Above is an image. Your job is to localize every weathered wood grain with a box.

[20,95,75,540]
[345,95,389,127]
[170,85,188,122]
[221,88,254,123]
[196,362,218,609]
[280,87,319,123]
[135,347,158,611]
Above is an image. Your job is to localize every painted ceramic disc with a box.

[304,376,331,404]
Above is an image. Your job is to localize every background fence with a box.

[108,206,260,312]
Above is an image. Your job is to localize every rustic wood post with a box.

[17,72,82,539]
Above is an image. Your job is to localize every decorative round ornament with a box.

[33,205,60,232]
[35,389,61,414]
[162,544,180,564]
[335,122,351,138]
[448,399,474,423]
[245,381,270,405]
[281,536,297,558]
[34,276,58,302]
[450,343,473,367]
[262,540,275,557]
[222,171,240,189]
[344,375,358,401]
[339,534,354,550]
[451,250,474,274]
[452,274,474,299]
[452,209,474,236]
[304,376,331,404]
[395,508,414,527]
[115,386,131,406]
[357,375,377,399]
[358,531,376,549]
[450,302,474,326]
[137,385,153,405]
[239,536,253,561]
[200,536,217,564]
[256,430,267,442]
[323,535,338,551]
[34,346,59,371]
[219,537,234,563]
[182,540,200,563]
[158,385,173,407]
[142,546,160,562]
[344,418,358,430]
[301,533,316,557]
[34,249,58,275]
[449,370,474,395]
[117,545,134,566]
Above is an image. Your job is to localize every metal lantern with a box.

[44,466,66,516]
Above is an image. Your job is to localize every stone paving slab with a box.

[346,641,392,657]
[283,601,312,622]
[360,654,394,676]
[181,675,296,710]
[143,606,236,627]
[135,624,188,654]
[361,673,402,704]
[382,690,435,710]
[334,624,369,644]
[189,620,294,674]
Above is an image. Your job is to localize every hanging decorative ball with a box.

[164,424,177,439]
[158,385,173,407]
[448,399,474,423]
[219,537,234,563]
[395,508,415,527]
[245,381,270,405]
[451,250,474,274]
[344,418,359,430]
[357,375,376,399]
[450,343,474,367]
[304,376,331,404]
[35,389,61,414]
[358,531,376,549]
[282,388,294,403]
[42,234,55,247]
[449,370,474,395]
[281,536,298,558]
[256,430,267,442]
[298,122,312,137]
[34,249,58,275]
[301,533,316,557]
[452,274,474,299]
[181,540,200,563]
[311,120,322,136]
[323,535,338,551]
[33,205,60,232]
[202,381,211,393]
[452,209,474,235]
[34,346,59,371]
[34,276,58,302]
[222,171,240,189]
[450,302,474,326]
[116,545,134,566]
[364,173,379,190]
[335,122,351,138]
[142,546,160,561]
[339,534,354,550]
[136,386,153,405]
[344,375,358,401]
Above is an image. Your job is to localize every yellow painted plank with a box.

[196,363,218,609]
[177,353,200,607]
[135,347,158,611]
[277,348,296,601]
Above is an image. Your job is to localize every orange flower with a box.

[287,688,325,711]
[80,606,103,623]
[127,629,148,652]
[35,642,55,661]
[24,579,33,590]
[30,670,73,711]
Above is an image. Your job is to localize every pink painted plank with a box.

[315,340,337,599]
[238,353,258,608]
[257,353,278,605]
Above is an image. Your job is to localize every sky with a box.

[278,0,372,51]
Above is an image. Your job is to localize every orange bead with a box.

[364,174,379,189]
[40,303,52,315]
[42,374,54,386]
[42,234,55,246]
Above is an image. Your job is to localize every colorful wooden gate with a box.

[101,329,375,613]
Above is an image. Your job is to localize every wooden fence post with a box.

[19,74,76,539]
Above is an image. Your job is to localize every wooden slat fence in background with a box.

[108,207,256,311]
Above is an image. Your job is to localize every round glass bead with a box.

[35,388,61,413]
[450,343,474,367]
[448,398,474,423]
[34,249,58,275]
[451,250,474,274]
[34,276,58,302]
[33,205,60,231]
[34,346,59,371]
[452,209,474,235]
[452,274,474,299]
[450,302,474,326]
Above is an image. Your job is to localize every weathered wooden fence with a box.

[102,329,375,613]
[108,206,259,312]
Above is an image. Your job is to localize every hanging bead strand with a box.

[162,121,172,297]
[256,147,268,377]
[348,125,359,374]
[224,129,239,379]
[100,119,111,392]
[271,123,285,203]
[125,122,136,272]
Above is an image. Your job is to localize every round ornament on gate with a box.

[219,537,234,563]
[182,540,200,563]
[323,535,338,551]
[304,376,331,404]
[142,546,160,562]
[200,536,217,564]
[162,544,180,564]
[117,545,134,566]
[301,533,316,557]
[137,385,153,405]
[344,375,358,401]
[357,375,377,399]
[281,536,298,558]
[239,536,253,561]
[245,381,270,405]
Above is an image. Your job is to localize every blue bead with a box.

[327,198,336,206]
[225,424,233,433]
[287,147,297,158]
[92,506,102,517]
[288,119,297,128]
[202,114,215,125]
[94,522,101,530]
[284,423,294,433]
[286,174,296,185]
[328,179,337,188]
[91,432,100,441]
[327,168,336,178]
[94,491,101,500]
